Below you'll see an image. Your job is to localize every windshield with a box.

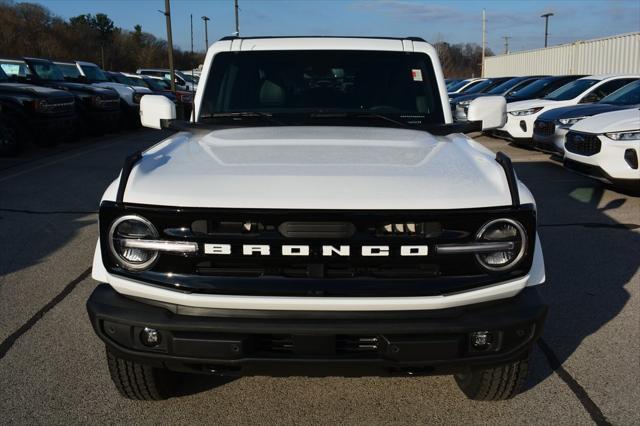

[544,79,598,101]
[27,61,65,81]
[508,77,555,98]
[600,80,640,105]
[57,63,81,80]
[462,79,503,94]
[486,78,527,95]
[447,79,472,92]
[111,74,138,86]
[81,65,109,82]
[182,73,198,84]
[200,50,445,127]
[145,78,169,91]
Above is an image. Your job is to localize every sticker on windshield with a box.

[411,69,423,81]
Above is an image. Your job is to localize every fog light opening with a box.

[140,327,161,347]
[469,330,497,352]
[624,149,638,169]
[519,120,527,132]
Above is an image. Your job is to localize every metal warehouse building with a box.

[484,32,640,77]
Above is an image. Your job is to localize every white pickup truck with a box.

[87,36,547,402]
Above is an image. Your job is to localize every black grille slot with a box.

[279,221,355,238]
[336,336,379,354]
[534,120,555,137]
[565,132,601,156]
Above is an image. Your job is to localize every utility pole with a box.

[481,9,486,77]
[160,0,176,92]
[190,14,194,54]
[541,12,554,48]
[202,16,210,48]
[502,36,511,54]
[234,0,240,36]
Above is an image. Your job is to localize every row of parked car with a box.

[446,75,640,193]
[0,56,199,157]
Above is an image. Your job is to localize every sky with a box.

[34,0,640,54]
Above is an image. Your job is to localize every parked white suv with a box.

[87,36,547,402]
[496,75,639,144]
[564,108,640,193]
[136,68,198,91]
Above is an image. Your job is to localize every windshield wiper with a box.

[205,111,285,125]
[309,112,410,128]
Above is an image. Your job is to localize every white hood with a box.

[570,108,640,134]
[111,126,521,210]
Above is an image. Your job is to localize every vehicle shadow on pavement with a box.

[171,373,236,397]
[513,160,639,391]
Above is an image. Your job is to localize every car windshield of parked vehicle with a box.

[111,74,138,86]
[599,80,640,105]
[200,50,445,127]
[144,78,170,91]
[447,80,468,92]
[182,74,198,84]
[462,79,500,94]
[485,78,528,95]
[544,79,598,101]
[57,63,81,80]
[81,65,109,82]
[29,61,66,82]
[507,77,556,98]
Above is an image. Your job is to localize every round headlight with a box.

[108,215,159,271]
[476,218,527,271]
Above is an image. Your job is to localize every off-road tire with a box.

[454,357,529,401]
[106,348,174,400]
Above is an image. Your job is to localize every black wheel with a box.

[106,348,174,400]
[454,357,529,401]
[0,121,20,157]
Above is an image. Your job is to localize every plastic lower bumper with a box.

[31,113,77,140]
[87,284,547,377]
[564,159,640,192]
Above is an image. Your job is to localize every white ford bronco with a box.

[87,37,547,401]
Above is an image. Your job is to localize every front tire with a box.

[106,348,174,400]
[454,357,529,401]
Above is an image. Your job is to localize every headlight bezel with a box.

[108,214,160,271]
[557,116,587,127]
[475,218,528,272]
[604,130,640,141]
[509,107,543,117]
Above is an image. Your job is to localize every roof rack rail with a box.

[495,152,520,208]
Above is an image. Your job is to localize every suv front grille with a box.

[100,203,537,297]
[565,131,601,156]
[44,99,75,115]
[533,120,555,137]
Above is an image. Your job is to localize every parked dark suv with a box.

[0,58,122,136]
[0,65,76,155]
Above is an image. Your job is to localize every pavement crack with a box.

[0,267,92,361]
[537,338,611,425]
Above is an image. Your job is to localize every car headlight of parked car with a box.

[108,215,198,271]
[557,117,587,128]
[508,107,543,116]
[604,130,640,141]
[475,218,527,271]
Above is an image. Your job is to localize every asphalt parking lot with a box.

[0,130,638,425]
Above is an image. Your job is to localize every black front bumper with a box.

[564,159,640,193]
[87,284,547,377]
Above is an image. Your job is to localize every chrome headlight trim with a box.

[108,214,160,271]
[475,218,527,271]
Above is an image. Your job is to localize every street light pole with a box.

[160,0,176,92]
[234,0,240,36]
[541,12,554,48]
[202,16,210,49]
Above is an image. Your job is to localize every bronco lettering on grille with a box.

[203,244,429,257]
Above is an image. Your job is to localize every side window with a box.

[1,63,30,78]
[585,79,636,102]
